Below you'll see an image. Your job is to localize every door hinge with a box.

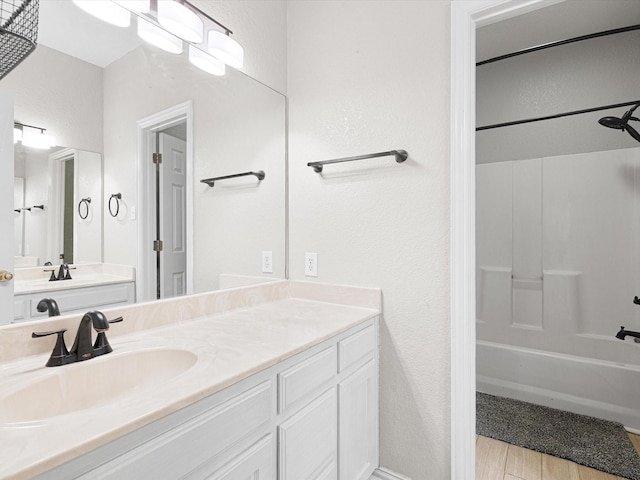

[153,240,163,252]
[153,153,162,164]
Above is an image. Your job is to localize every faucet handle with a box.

[93,316,123,355]
[32,329,71,367]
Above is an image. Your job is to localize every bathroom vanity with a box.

[0,280,380,480]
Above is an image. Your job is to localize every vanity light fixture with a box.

[137,17,183,54]
[87,0,245,76]
[71,0,131,28]
[157,0,203,43]
[208,30,244,69]
[14,122,55,150]
[188,45,225,76]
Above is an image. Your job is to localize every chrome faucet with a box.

[32,311,123,367]
[36,298,60,317]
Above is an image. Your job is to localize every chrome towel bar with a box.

[307,149,408,173]
[201,170,265,187]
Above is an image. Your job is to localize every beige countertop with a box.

[0,280,380,479]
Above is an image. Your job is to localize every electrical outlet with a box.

[262,251,273,273]
[305,252,318,277]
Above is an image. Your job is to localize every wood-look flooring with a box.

[476,433,640,480]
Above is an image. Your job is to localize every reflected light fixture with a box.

[72,0,131,28]
[188,45,225,76]
[14,123,56,150]
[137,17,183,54]
[208,30,244,69]
[157,0,203,43]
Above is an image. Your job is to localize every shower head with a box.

[598,102,640,142]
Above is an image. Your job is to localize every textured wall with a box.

[477,30,640,163]
[0,45,103,153]
[287,1,451,478]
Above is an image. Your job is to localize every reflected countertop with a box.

[14,263,135,295]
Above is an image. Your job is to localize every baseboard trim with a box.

[369,467,412,480]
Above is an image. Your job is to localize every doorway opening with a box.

[136,101,194,303]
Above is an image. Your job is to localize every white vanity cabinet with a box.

[13,281,135,322]
[40,318,379,480]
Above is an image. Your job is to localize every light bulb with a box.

[137,17,183,54]
[157,1,203,43]
[207,30,244,68]
[72,0,131,28]
[189,46,225,76]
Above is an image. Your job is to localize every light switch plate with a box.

[305,252,318,277]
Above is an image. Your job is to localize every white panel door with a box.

[159,132,187,298]
[0,93,14,325]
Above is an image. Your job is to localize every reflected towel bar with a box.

[200,170,265,187]
[307,149,408,173]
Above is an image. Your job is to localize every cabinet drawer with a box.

[278,346,336,413]
[13,298,27,322]
[338,324,376,372]
[204,435,274,480]
[278,388,337,480]
[82,381,273,479]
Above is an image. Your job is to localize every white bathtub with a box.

[477,340,640,432]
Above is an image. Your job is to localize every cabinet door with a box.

[278,388,337,480]
[206,435,274,480]
[338,359,377,480]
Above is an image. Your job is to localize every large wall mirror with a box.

[2,1,286,311]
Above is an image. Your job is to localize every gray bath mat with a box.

[476,392,640,480]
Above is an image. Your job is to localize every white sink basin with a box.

[0,348,198,424]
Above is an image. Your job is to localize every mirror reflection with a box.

[2,0,286,322]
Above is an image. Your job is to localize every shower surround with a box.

[476,146,640,431]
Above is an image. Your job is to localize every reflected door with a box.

[0,94,14,325]
[159,132,187,298]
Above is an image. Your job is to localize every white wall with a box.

[477,30,640,163]
[287,1,451,478]
[0,45,103,153]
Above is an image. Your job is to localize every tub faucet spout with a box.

[616,326,640,341]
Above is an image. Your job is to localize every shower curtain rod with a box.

[476,100,640,132]
[477,24,640,66]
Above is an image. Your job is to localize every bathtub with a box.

[477,340,640,433]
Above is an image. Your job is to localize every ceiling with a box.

[477,0,640,63]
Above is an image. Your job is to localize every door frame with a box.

[449,0,564,477]
[136,101,194,302]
